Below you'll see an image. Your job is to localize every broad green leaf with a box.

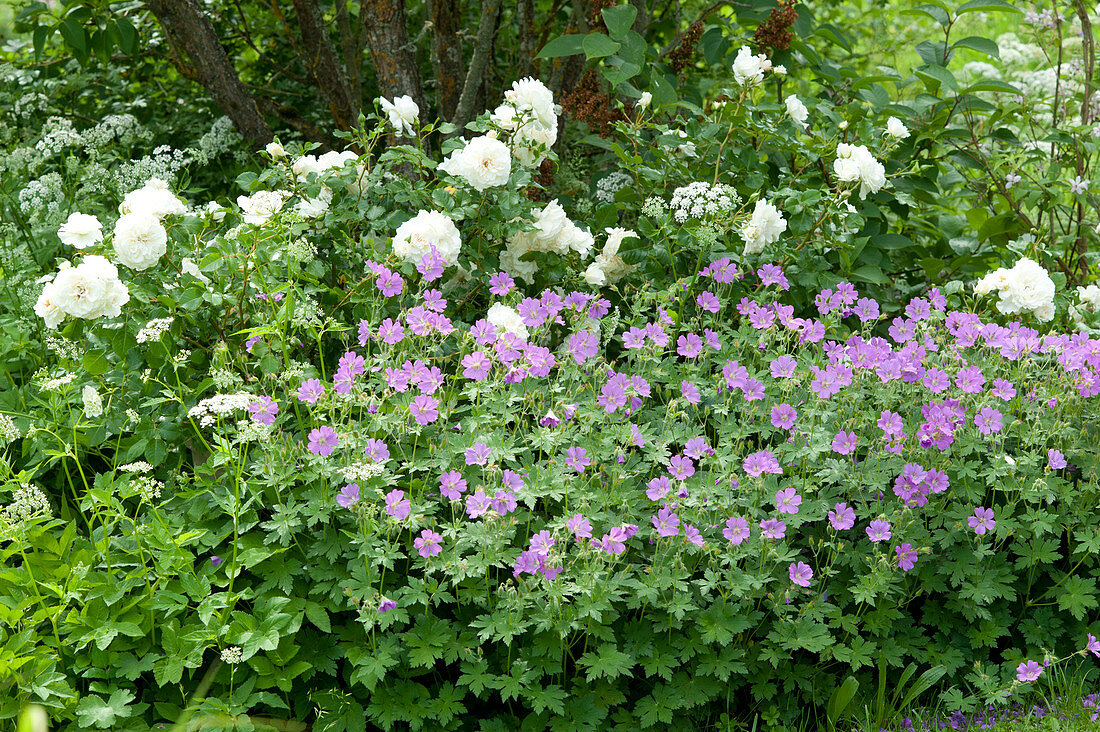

[962,79,1021,94]
[58,18,85,54]
[952,36,1000,58]
[871,233,915,250]
[957,0,1021,15]
[83,350,110,375]
[601,5,637,40]
[75,690,134,729]
[536,34,585,59]
[915,64,957,94]
[904,4,950,26]
[582,33,620,60]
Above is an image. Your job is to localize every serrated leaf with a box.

[75,690,134,729]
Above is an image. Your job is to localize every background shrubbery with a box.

[2,1,1100,731]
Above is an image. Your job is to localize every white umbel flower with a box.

[113,212,167,271]
[438,135,512,191]
[58,212,103,249]
[380,95,419,136]
[392,210,462,264]
[740,199,787,255]
[82,385,103,418]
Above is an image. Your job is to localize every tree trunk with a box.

[361,0,427,115]
[430,0,465,121]
[145,0,272,146]
[292,0,358,131]
[450,0,502,132]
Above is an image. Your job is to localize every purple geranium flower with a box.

[832,430,857,455]
[567,514,592,540]
[462,352,491,380]
[968,506,995,535]
[248,396,279,425]
[414,529,443,557]
[676,333,704,358]
[743,450,782,477]
[378,597,397,613]
[866,519,891,542]
[668,455,695,481]
[409,395,439,425]
[723,517,750,545]
[646,476,671,501]
[896,543,918,571]
[789,561,813,587]
[760,518,786,539]
[465,442,492,466]
[681,381,700,404]
[365,438,390,463]
[439,471,467,500]
[297,378,325,404]
[565,446,591,473]
[975,406,1003,435]
[489,272,514,296]
[652,506,680,538]
[1048,449,1067,470]
[307,426,339,456]
[336,483,360,508]
[384,489,411,520]
[1016,660,1042,683]
[775,487,802,515]
[771,404,797,430]
[569,331,599,365]
[828,502,855,531]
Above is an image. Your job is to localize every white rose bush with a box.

[2,2,1100,731]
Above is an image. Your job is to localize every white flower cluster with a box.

[35,117,82,157]
[39,372,77,392]
[740,199,787,255]
[132,475,163,502]
[2,484,51,525]
[1078,284,1100,312]
[136,317,173,344]
[35,256,130,330]
[974,256,1056,322]
[501,200,594,283]
[595,172,633,204]
[187,392,255,427]
[492,77,560,167]
[0,414,20,446]
[341,462,387,482]
[119,461,153,473]
[669,182,741,224]
[583,228,637,287]
[82,385,103,418]
[833,143,887,199]
[221,646,243,664]
[732,46,775,87]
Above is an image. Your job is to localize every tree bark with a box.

[450,0,502,131]
[292,0,358,130]
[361,0,427,115]
[430,0,465,121]
[516,0,536,78]
[145,0,272,146]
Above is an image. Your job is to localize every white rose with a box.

[203,201,226,221]
[237,190,288,226]
[785,95,808,128]
[392,210,462,264]
[774,64,787,75]
[491,104,519,131]
[296,186,333,218]
[292,154,324,180]
[603,227,638,257]
[34,280,66,329]
[113,212,167,271]
[500,239,539,284]
[266,141,286,157]
[834,143,886,199]
[182,257,211,285]
[565,222,595,258]
[379,95,419,136]
[732,46,765,86]
[58,212,103,249]
[487,303,529,340]
[584,262,608,287]
[504,77,558,129]
[438,135,511,191]
[740,199,787,255]
[511,116,558,167]
[119,179,187,219]
[637,91,652,110]
[886,117,911,139]
[52,255,129,320]
[82,385,103,418]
